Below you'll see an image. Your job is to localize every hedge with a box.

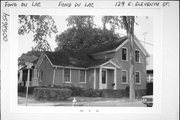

[81,88,103,97]
[101,89,146,98]
[33,87,71,101]
[102,89,128,98]
[18,85,36,96]
[53,85,102,97]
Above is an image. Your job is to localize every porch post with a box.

[114,68,117,90]
[99,67,102,89]
[19,70,23,84]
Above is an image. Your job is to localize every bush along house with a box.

[32,36,149,92]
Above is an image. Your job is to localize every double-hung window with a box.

[80,70,85,83]
[122,70,128,83]
[135,71,141,84]
[135,50,140,62]
[64,69,70,83]
[39,70,43,82]
[122,47,128,61]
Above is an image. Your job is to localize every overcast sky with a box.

[18,16,153,57]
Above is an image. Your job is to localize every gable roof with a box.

[44,50,112,68]
[89,36,149,57]
[36,36,149,69]
[87,36,128,54]
[18,51,42,66]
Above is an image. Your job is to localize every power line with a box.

[138,40,153,46]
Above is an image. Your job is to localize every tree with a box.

[66,16,94,29]
[125,16,135,101]
[18,15,58,51]
[102,16,122,32]
[55,27,120,51]
[55,16,120,51]
[102,16,136,101]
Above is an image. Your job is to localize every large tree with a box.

[18,15,58,51]
[102,16,136,101]
[55,27,120,51]
[66,16,94,29]
[55,16,120,51]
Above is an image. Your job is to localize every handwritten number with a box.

[115,2,125,7]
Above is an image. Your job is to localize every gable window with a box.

[122,70,128,84]
[64,69,71,83]
[80,70,86,83]
[135,50,140,62]
[122,47,128,61]
[135,71,141,84]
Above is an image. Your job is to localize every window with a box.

[32,69,38,79]
[122,47,128,61]
[122,70,128,83]
[39,70,43,82]
[80,70,85,83]
[102,70,106,84]
[64,69,70,82]
[135,50,140,62]
[135,71,141,84]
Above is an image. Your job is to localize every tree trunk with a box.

[128,16,135,101]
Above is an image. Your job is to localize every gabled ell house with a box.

[33,36,149,90]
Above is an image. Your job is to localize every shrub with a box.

[18,85,35,96]
[102,89,126,98]
[135,89,146,98]
[33,87,71,101]
[81,88,102,97]
[53,85,83,96]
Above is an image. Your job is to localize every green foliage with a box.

[33,87,71,101]
[55,27,120,51]
[18,15,58,51]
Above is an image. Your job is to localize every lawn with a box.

[18,95,146,107]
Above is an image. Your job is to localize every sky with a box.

[18,16,153,57]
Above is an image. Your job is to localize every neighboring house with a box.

[18,51,41,87]
[146,55,153,83]
[30,36,149,90]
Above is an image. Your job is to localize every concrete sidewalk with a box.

[18,96,146,107]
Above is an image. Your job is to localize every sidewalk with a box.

[18,96,146,107]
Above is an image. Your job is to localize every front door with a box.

[102,70,107,89]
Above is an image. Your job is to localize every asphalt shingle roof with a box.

[45,37,128,68]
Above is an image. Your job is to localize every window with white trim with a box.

[64,69,70,82]
[39,70,43,82]
[122,47,128,61]
[135,71,141,84]
[80,70,85,83]
[32,69,38,79]
[122,70,128,83]
[135,50,140,62]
